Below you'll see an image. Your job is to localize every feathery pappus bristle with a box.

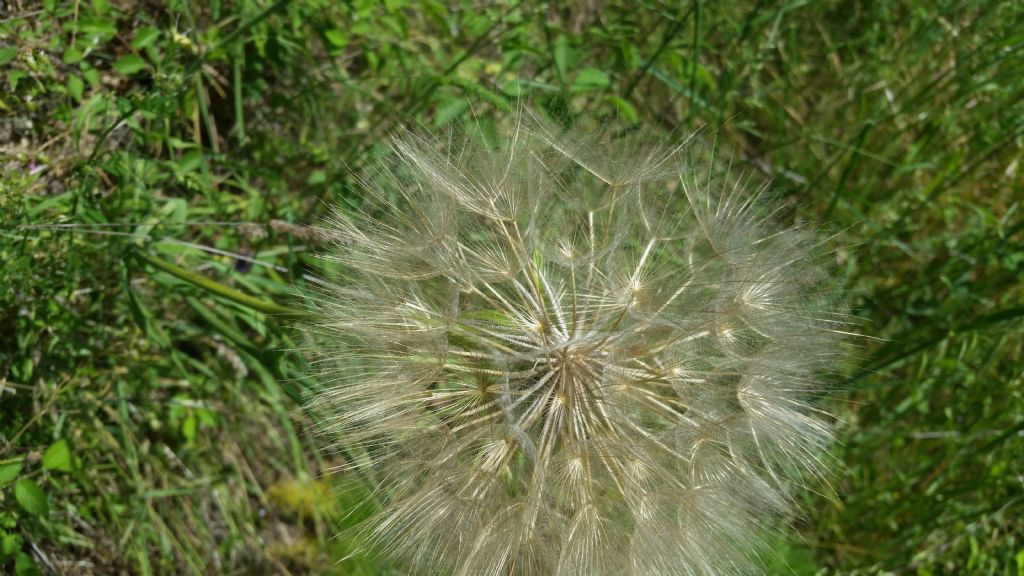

[304,110,846,575]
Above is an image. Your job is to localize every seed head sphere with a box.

[307,112,845,575]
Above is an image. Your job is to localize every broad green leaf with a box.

[113,55,148,75]
[0,462,22,487]
[82,67,100,87]
[63,46,84,64]
[42,440,72,472]
[159,197,188,225]
[67,75,84,102]
[182,413,198,443]
[179,150,204,172]
[79,18,117,38]
[0,47,17,66]
[1,530,20,558]
[15,551,40,576]
[607,95,639,123]
[572,68,610,91]
[308,170,327,185]
[132,27,161,50]
[13,357,32,382]
[14,479,48,516]
[324,29,347,48]
[8,70,26,91]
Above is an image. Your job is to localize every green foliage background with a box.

[1,0,1022,574]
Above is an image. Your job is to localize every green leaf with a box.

[79,18,117,38]
[15,551,40,576]
[182,414,198,443]
[67,75,85,102]
[82,67,100,87]
[42,440,72,473]
[179,149,204,172]
[0,462,22,487]
[572,68,610,91]
[63,46,84,64]
[324,28,347,48]
[8,70,26,91]
[1,530,21,558]
[14,480,48,517]
[132,27,161,50]
[13,357,32,382]
[113,54,148,75]
[606,95,639,123]
[0,47,17,67]
[159,197,188,225]
[307,169,327,185]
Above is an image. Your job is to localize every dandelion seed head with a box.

[307,111,846,575]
